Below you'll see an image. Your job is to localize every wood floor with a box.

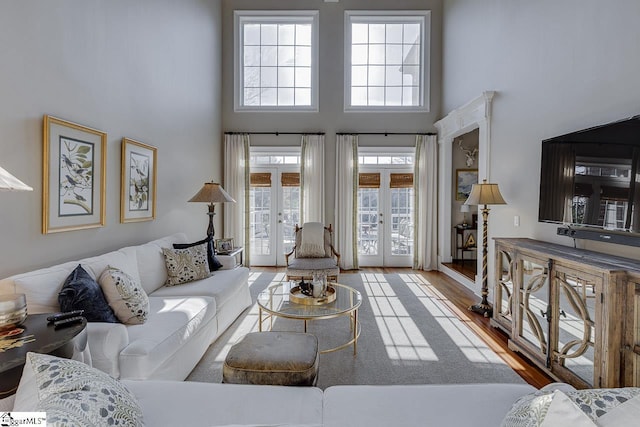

[253,265,554,389]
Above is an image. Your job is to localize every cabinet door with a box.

[551,265,600,387]
[513,254,551,366]
[623,277,640,386]
[493,246,515,333]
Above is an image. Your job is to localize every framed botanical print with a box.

[456,169,478,201]
[42,115,106,234]
[121,138,157,223]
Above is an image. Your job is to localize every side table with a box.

[217,247,243,269]
[0,313,87,397]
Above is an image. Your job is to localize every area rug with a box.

[186,271,525,389]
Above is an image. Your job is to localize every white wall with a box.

[0,0,223,278]
[442,0,640,261]
[221,0,443,223]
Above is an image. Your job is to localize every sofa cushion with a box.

[118,295,216,379]
[58,265,119,323]
[134,233,187,294]
[99,266,149,325]
[173,237,222,272]
[162,244,210,286]
[151,267,248,309]
[14,352,144,426]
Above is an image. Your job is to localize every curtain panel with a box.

[334,134,359,270]
[224,133,250,265]
[414,134,438,270]
[301,134,325,223]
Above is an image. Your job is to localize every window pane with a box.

[403,86,418,106]
[369,24,385,43]
[296,24,312,45]
[386,65,402,86]
[386,45,403,65]
[403,45,419,65]
[295,67,311,87]
[403,66,419,85]
[261,88,277,105]
[352,65,368,86]
[261,46,277,66]
[403,23,420,44]
[386,24,403,44]
[279,24,295,45]
[278,67,294,87]
[295,88,311,105]
[352,87,367,105]
[278,88,294,105]
[244,67,260,87]
[278,46,294,66]
[369,44,385,65]
[352,23,369,43]
[368,66,385,86]
[295,46,311,66]
[244,24,261,45]
[244,46,260,66]
[352,45,368,65]
[261,24,278,45]
[244,88,260,105]
[368,87,384,105]
[260,67,277,87]
[385,87,402,106]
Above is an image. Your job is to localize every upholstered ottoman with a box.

[223,331,319,386]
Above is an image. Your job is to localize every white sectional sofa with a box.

[0,233,251,380]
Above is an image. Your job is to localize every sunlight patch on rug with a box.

[399,273,506,365]
[362,273,438,362]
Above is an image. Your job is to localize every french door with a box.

[357,168,414,267]
[249,167,300,266]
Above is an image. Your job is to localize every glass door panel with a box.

[516,257,550,362]
[357,188,381,264]
[494,249,514,331]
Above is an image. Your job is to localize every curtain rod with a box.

[224,131,325,136]
[336,132,436,136]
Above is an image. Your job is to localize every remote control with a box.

[53,316,84,329]
[47,310,84,323]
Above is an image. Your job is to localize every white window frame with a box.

[344,10,430,113]
[234,10,319,112]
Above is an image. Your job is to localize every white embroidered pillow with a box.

[162,243,210,286]
[99,266,149,324]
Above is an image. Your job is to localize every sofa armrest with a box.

[86,322,129,378]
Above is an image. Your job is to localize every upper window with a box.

[345,11,430,112]
[234,11,319,112]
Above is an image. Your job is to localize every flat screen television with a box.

[539,115,640,238]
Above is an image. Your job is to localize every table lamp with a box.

[188,182,235,239]
[460,204,470,227]
[464,179,507,317]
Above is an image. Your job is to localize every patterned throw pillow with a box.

[98,266,149,325]
[501,386,640,426]
[58,264,119,323]
[162,243,210,286]
[14,352,144,426]
[173,236,222,272]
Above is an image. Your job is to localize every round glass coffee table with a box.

[257,282,362,355]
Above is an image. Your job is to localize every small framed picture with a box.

[456,169,478,201]
[215,238,234,253]
[42,115,107,234]
[121,137,157,223]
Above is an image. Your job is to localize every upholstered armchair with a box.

[285,223,340,282]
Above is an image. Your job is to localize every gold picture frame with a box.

[215,238,234,254]
[456,169,478,201]
[42,115,106,234]
[121,138,157,223]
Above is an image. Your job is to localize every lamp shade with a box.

[460,204,470,213]
[188,182,236,204]
[0,165,33,191]
[464,179,506,206]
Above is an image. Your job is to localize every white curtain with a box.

[414,134,438,270]
[334,134,359,270]
[224,133,250,265]
[300,134,325,223]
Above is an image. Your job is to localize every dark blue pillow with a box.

[58,265,119,323]
[173,237,222,272]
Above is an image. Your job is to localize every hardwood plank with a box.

[251,266,554,389]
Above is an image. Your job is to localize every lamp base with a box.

[468,302,493,318]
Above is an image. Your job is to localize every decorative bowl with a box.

[0,293,27,331]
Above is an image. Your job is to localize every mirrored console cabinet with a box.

[491,238,640,388]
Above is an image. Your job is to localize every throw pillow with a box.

[162,243,210,286]
[14,352,144,426]
[173,236,222,272]
[58,265,119,323]
[98,266,149,325]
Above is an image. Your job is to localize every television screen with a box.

[539,116,640,234]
